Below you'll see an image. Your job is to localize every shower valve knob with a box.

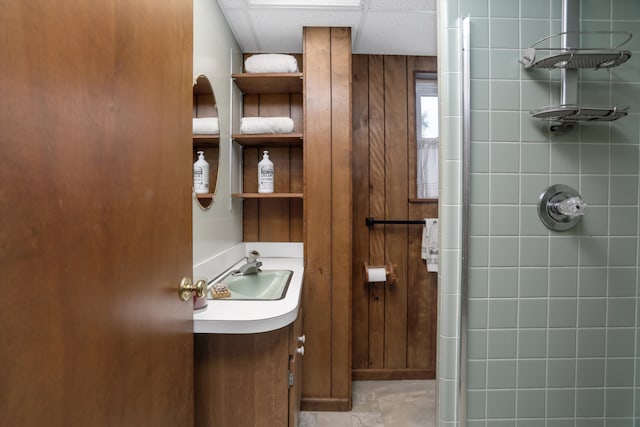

[538,184,587,231]
[551,196,587,219]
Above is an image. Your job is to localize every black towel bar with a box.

[365,217,426,228]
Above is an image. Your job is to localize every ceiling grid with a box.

[217,0,437,55]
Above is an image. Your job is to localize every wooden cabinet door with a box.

[0,1,194,426]
[194,329,290,427]
[288,309,304,426]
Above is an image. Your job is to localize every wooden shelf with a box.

[193,135,219,146]
[232,193,304,199]
[194,192,214,209]
[232,73,303,94]
[195,193,214,200]
[232,133,303,146]
[408,198,438,204]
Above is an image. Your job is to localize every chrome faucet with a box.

[232,250,262,275]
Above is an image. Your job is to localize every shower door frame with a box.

[458,16,471,427]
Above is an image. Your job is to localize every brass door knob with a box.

[178,277,207,301]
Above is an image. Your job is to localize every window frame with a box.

[412,71,439,202]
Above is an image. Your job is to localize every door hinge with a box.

[288,371,294,388]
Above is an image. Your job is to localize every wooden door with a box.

[352,55,438,380]
[0,1,194,426]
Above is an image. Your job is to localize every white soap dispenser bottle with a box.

[258,150,274,194]
[193,151,209,194]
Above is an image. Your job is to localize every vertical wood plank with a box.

[243,94,259,116]
[351,54,371,370]
[290,93,304,242]
[303,26,333,398]
[406,56,426,369]
[290,146,304,241]
[253,330,290,426]
[194,335,228,425]
[406,56,438,371]
[259,147,291,241]
[291,93,304,133]
[243,147,260,241]
[242,96,260,241]
[407,203,438,370]
[383,55,408,369]
[330,27,352,403]
[225,335,257,425]
[368,55,386,369]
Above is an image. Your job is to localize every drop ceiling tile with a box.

[225,8,261,52]
[247,9,361,52]
[368,0,436,11]
[218,0,246,10]
[216,0,438,55]
[355,10,437,55]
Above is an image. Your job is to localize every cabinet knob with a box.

[297,334,306,344]
[296,346,304,356]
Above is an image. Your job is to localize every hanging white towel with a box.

[417,138,439,199]
[422,218,439,272]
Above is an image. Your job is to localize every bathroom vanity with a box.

[194,312,304,427]
[192,243,305,427]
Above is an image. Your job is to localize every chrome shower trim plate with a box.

[538,184,587,231]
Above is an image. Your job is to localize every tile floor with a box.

[299,380,436,427]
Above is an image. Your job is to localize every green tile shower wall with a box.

[438,0,640,425]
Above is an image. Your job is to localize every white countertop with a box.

[193,243,304,334]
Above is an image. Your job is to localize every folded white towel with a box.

[244,54,299,73]
[192,117,219,135]
[240,117,295,134]
[422,218,439,272]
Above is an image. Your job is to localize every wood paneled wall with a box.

[239,42,436,403]
[301,27,353,411]
[352,55,438,379]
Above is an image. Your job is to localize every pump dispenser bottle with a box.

[193,151,209,194]
[258,150,274,193]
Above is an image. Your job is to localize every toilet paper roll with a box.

[366,267,387,282]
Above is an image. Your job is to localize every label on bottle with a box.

[259,166,274,193]
[194,167,209,193]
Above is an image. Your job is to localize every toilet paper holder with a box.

[363,262,398,285]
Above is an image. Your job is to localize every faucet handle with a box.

[554,196,587,219]
[248,250,260,262]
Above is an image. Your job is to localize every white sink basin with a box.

[212,270,293,300]
[193,243,304,334]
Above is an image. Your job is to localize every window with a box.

[415,72,439,199]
